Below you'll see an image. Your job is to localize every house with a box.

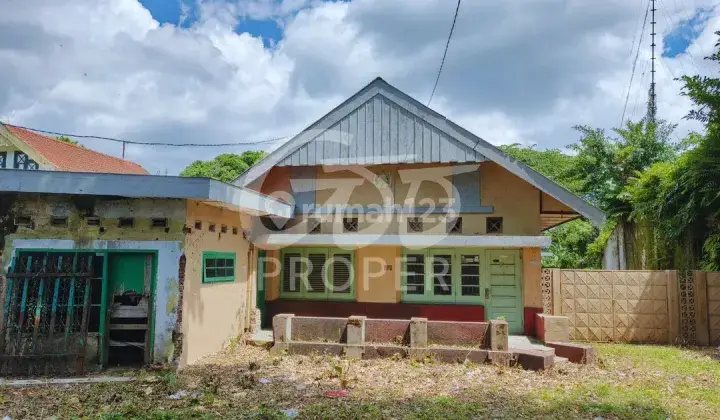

[0,169,292,374]
[235,78,604,336]
[0,123,147,174]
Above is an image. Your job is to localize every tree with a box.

[500,144,581,193]
[56,136,79,145]
[180,151,268,183]
[628,32,720,270]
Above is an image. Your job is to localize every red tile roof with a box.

[3,124,148,175]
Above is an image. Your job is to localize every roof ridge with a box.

[2,123,146,171]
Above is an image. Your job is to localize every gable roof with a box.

[234,77,605,226]
[1,123,148,175]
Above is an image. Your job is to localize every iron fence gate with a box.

[1,251,102,376]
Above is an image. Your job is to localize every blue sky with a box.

[663,7,714,58]
[139,0,283,47]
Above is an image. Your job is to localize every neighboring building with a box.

[0,170,291,373]
[0,123,147,174]
[235,78,604,336]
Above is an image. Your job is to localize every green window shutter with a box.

[405,253,426,295]
[305,251,328,294]
[282,252,303,293]
[330,252,353,294]
[202,252,236,283]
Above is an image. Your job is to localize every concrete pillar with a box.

[536,314,569,343]
[270,313,293,354]
[410,317,428,348]
[344,315,366,359]
[489,319,508,351]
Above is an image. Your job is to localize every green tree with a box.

[180,151,268,183]
[500,144,581,193]
[567,120,677,218]
[56,136,79,145]
[628,32,720,270]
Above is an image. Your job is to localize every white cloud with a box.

[0,0,718,175]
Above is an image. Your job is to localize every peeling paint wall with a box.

[1,194,186,364]
[180,200,255,367]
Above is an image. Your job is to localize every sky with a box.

[0,0,718,175]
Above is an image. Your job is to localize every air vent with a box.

[194,220,202,230]
[209,223,216,232]
[15,216,33,229]
[486,217,503,234]
[118,217,134,228]
[221,225,228,234]
[87,217,101,226]
[50,216,68,227]
[343,217,358,233]
[408,217,423,233]
[308,218,321,234]
[151,217,168,228]
[447,217,462,234]
[232,227,239,235]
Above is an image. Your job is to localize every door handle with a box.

[485,288,490,299]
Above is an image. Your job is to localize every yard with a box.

[1,342,718,419]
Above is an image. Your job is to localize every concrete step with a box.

[554,356,569,365]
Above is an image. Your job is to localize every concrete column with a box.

[536,314,569,343]
[489,319,508,351]
[270,313,294,354]
[410,317,428,348]
[344,316,366,359]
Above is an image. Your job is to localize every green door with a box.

[108,253,148,296]
[485,250,522,334]
[257,251,266,328]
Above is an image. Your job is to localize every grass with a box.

[0,343,718,419]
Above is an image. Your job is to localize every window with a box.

[402,249,484,304]
[343,217,358,232]
[447,217,462,234]
[87,216,100,226]
[209,223,216,232]
[220,225,228,233]
[280,247,354,300]
[13,152,38,170]
[408,217,423,232]
[232,227,239,235]
[486,217,503,234]
[202,252,236,283]
[0,151,6,168]
[194,220,202,230]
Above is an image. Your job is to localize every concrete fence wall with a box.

[542,269,720,345]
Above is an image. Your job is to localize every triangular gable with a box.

[234,78,605,225]
[276,93,485,166]
[0,124,55,169]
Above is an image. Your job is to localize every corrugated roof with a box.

[3,124,148,175]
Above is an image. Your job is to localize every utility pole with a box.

[648,0,657,123]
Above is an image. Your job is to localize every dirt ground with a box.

[0,341,718,419]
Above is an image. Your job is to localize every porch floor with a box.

[508,335,553,352]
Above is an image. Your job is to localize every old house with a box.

[236,78,604,336]
[0,123,147,174]
[0,170,291,374]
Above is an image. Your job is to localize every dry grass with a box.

[0,343,718,419]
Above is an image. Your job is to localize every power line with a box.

[3,123,288,148]
[427,0,462,107]
[620,0,651,126]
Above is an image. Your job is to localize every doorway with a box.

[484,250,523,334]
[257,251,267,328]
[106,252,154,366]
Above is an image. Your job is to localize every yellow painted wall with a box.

[522,247,543,308]
[355,246,402,303]
[254,162,542,236]
[180,200,254,367]
[541,192,575,213]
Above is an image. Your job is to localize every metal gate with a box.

[1,251,101,376]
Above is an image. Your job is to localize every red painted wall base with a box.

[523,307,543,336]
[265,300,485,325]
